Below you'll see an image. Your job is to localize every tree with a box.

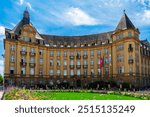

[0,74,3,85]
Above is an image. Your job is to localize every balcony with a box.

[29,63,36,67]
[76,65,81,69]
[20,62,27,66]
[70,65,74,69]
[20,51,27,55]
[30,52,36,56]
[70,56,74,59]
[83,65,88,69]
[83,55,88,59]
[128,59,134,64]
[76,55,81,59]
[128,47,133,52]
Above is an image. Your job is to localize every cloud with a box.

[19,0,24,5]
[0,26,5,36]
[63,7,99,26]
[26,2,34,11]
[139,10,150,25]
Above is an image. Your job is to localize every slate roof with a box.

[116,13,135,30]
[141,40,150,48]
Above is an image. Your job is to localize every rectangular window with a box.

[21,67,25,75]
[104,49,108,54]
[10,45,15,51]
[105,68,109,75]
[97,50,101,55]
[77,70,80,76]
[57,51,60,57]
[10,66,14,74]
[57,60,60,66]
[70,51,74,56]
[64,60,67,66]
[98,69,101,75]
[39,69,42,75]
[70,70,74,76]
[128,32,131,37]
[83,70,87,76]
[77,60,80,65]
[50,70,53,76]
[50,60,53,66]
[90,60,94,65]
[30,68,34,75]
[77,51,81,56]
[70,60,74,65]
[57,70,60,76]
[39,49,43,55]
[39,58,43,64]
[21,46,26,51]
[30,57,34,63]
[10,56,14,62]
[64,51,67,57]
[50,51,53,57]
[91,69,94,76]
[30,48,35,53]
[84,60,87,65]
[83,50,87,55]
[90,50,94,56]
[64,70,67,76]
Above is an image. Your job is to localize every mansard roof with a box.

[141,39,150,48]
[116,12,135,30]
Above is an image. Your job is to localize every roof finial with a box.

[123,9,126,14]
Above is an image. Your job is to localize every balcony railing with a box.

[70,65,74,69]
[76,55,81,59]
[83,55,88,59]
[83,65,88,69]
[20,51,27,55]
[70,56,74,59]
[128,59,134,64]
[20,62,27,66]
[30,52,36,56]
[76,65,81,69]
[128,47,133,52]
[29,63,36,67]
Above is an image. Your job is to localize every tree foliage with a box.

[0,74,3,84]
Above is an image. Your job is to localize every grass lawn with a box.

[32,91,143,100]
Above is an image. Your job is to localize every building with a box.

[4,9,150,89]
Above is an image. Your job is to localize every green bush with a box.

[0,74,3,85]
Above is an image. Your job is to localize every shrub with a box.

[0,74,3,85]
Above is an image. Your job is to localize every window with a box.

[83,70,87,76]
[64,60,67,66]
[104,49,108,54]
[39,50,43,55]
[57,70,60,76]
[128,32,131,37]
[98,59,100,64]
[50,51,53,57]
[22,36,27,41]
[129,67,133,74]
[50,60,53,66]
[39,58,43,64]
[10,56,14,62]
[77,51,80,56]
[90,50,94,56]
[70,70,74,76]
[84,60,87,65]
[77,60,80,65]
[30,68,34,75]
[39,69,42,75]
[98,69,101,75]
[21,67,25,75]
[50,70,53,76]
[64,70,67,76]
[10,45,15,51]
[97,50,101,55]
[30,48,35,53]
[105,58,109,64]
[57,51,60,57]
[90,60,94,65]
[10,66,14,74]
[105,68,109,75]
[70,60,74,65]
[64,51,67,57]
[70,51,74,56]
[83,50,87,55]
[21,46,26,51]
[77,70,80,76]
[91,69,94,76]
[30,57,34,63]
[57,60,60,66]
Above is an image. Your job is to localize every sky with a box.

[0,0,150,75]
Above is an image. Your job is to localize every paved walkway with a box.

[0,91,4,100]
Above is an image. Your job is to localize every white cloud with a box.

[0,26,5,36]
[26,2,34,11]
[20,0,24,5]
[63,7,99,26]
[141,10,150,24]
